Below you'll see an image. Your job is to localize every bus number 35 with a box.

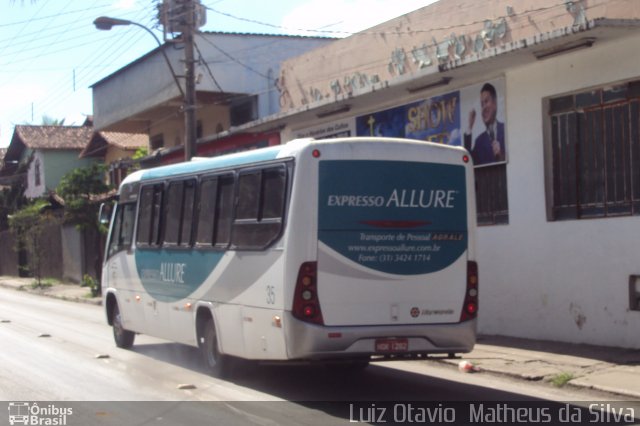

[266,285,276,305]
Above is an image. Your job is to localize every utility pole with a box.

[182,0,197,161]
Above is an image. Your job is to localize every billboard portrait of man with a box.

[462,80,507,166]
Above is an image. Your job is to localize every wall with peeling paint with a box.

[277,0,637,113]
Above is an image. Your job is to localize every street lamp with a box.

[93,16,197,161]
[93,17,184,98]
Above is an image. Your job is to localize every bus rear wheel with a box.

[112,303,135,349]
[201,318,232,378]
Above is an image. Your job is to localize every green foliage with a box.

[82,274,99,297]
[8,200,61,287]
[57,162,111,231]
[0,157,29,230]
[550,372,574,387]
[132,147,148,161]
[30,278,57,289]
[41,115,66,126]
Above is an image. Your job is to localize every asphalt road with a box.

[0,287,636,426]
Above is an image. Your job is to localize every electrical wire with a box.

[204,2,573,36]
[1,0,581,147]
[1,2,157,130]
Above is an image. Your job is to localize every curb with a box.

[434,356,640,400]
[0,282,102,306]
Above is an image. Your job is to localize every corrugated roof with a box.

[14,125,93,150]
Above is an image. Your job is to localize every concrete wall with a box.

[277,0,637,112]
[147,103,231,150]
[1,224,101,284]
[61,224,83,283]
[477,32,640,348]
[0,230,20,276]
[278,28,640,349]
[93,33,333,131]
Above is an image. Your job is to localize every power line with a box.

[196,35,272,81]
[0,2,114,28]
[2,4,157,127]
[194,41,224,93]
[204,2,570,37]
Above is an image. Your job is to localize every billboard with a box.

[356,78,507,167]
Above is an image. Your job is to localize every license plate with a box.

[375,338,409,352]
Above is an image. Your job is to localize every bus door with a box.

[105,202,147,334]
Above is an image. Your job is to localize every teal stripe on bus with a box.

[135,248,225,302]
[140,146,284,181]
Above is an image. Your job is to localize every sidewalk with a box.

[1,275,639,400]
[0,276,101,305]
[440,335,640,400]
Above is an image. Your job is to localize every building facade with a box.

[247,0,640,348]
[91,32,334,159]
[90,0,640,348]
[3,125,94,199]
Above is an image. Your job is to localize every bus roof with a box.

[119,137,467,188]
[121,144,288,186]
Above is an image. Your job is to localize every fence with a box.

[0,224,103,284]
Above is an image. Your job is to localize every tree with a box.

[56,163,111,294]
[0,156,29,230]
[56,162,110,231]
[41,115,66,126]
[8,200,60,287]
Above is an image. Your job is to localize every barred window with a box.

[549,81,640,220]
[475,165,509,225]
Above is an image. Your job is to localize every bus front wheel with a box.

[201,318,232,377]
[112,303,135,349]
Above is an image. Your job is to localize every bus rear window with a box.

[232,166,287,249]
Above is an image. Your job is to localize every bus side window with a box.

[107,206,123,258]
[196,177,217,246]
[137,184,164,247]
[215,175,234,247]
[236,171,260,220]
[120,203,136,248]
[181,180,196,246]
[261,167,286,219]
[232,166,287,249]
[107,203,135,258]
[195,174,233,248]
[164,179,196,247]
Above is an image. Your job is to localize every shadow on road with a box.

[129,342,640,426]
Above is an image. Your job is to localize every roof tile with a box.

[15,125,93,150]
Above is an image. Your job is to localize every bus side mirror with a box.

[98,202,112,225]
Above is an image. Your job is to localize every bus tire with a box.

[201,318,231,377]
[112,303,135,349]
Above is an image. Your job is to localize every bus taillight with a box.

[460,261,478,322]
[293,262,324,325]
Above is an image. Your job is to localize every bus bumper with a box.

[283,312,477,361]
